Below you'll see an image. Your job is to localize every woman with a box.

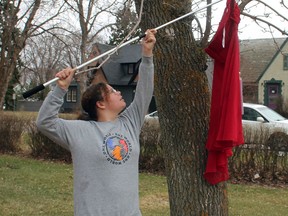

[36,29,157,216]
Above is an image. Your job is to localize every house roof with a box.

[95,43,142,85]
[240,38,287,83]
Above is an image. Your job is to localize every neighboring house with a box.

[240,37,288,109]
[83,43,156,113]
[16,100,43,112]
[61,80,81,113]
[16,80,81,113]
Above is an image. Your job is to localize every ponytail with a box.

[77,82,108,121]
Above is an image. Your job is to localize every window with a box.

[242,107,261,121]
[123,63,135,74]
[283,54,288,70]
[66,87,77,102]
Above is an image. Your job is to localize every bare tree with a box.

[0,0,66,109]
[238,0,288,36]
[21,31,70,100]
[63,0,120,106]
[134,0,288,215]
[0,0,123,107]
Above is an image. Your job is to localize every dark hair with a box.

[78,82,108,121]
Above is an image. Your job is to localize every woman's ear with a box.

[96,101,106,110]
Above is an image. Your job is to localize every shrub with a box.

[139,120,164,173]
[0,111,75,162]
[0,111,26,153]
[25,122,72,162]
[139,120,288,184]
[229,126,288,184]
[3,110,287,184]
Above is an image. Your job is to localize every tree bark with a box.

[135,0,228,215]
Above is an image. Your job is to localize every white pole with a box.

[23,0,224,98]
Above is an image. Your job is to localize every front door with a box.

[266,83,281,110]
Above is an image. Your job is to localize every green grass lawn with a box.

[0,155,287,216]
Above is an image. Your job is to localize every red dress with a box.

[204,0,244,185]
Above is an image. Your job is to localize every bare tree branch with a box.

[28,3,67,37]
[255,0,287,21]
[201,0,212,46]
[281,0,288,9]
[21,0,41,40]
[241,11,288,36]
[238,0,288,37]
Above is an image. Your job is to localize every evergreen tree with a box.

[4,63,21,110]
[0,1,22,110]
[108,5,142,45]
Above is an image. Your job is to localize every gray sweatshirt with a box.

[36,56,154,216]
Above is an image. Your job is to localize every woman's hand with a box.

[55,67,76,90]
[142,29,157,57]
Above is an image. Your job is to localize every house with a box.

[71,43,157,113]
[15,80,80,113]
[61,80,81,113]
[240,37,288,109]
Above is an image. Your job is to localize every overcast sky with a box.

[210,0,288,40]
[18,0,287,42]
[91,0,288,43]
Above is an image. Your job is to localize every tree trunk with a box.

[135,0,228,215]
[0,64,14,109]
